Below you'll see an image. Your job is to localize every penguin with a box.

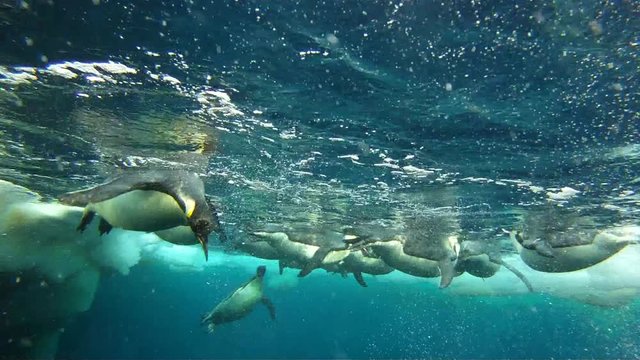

[58,169,224,260]
[280,226,361,278]
[322,250,394,287]
[511,207,636,272]
[512,229,634,273]
[232,240,281,260]
[455,239,534,292]
[201,265,275,333]
[400,215,462,288]
[367,237,442,279]
[251,231,351,277]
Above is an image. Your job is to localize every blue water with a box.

[1,0,640,358]
[56,263,640,359]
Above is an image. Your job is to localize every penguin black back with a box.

[59,169,226,260]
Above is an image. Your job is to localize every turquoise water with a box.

[57,263,640,359]
[1,0,639,359]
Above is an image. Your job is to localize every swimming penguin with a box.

[284,226,362,278]
[455,239,534,292]
[512,229,635,273]
[511,207,636,272]
[201,265,275,333]
[251,230,352,277]
[58,169,224,260]
[232,238,281,260]
[322,250,394,287]
[400,215,462,288]
[367,237,443,279]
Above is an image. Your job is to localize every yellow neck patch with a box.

[184,198,196,218]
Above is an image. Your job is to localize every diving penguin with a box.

[201,265,276,333]
[58,169,224,260]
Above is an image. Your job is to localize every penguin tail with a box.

[437,259,456,289]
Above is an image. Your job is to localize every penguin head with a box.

[189,215,212,261]
[188,197,227,261]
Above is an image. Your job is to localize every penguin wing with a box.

[59,175,185,211]
[297,247,332,277]
[498,260,534,292]
[437,259,456,289]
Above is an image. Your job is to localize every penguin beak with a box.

[197,234,209,261]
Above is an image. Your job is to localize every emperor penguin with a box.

[367,237,442,279]
[456,239,534,292]
[399,214,462,288]
[201,265,276,333]
[511,207,637,272]
[512,229,635,273]
[321,250,394,287]
[250,231,351,277]
[58,169,225,260]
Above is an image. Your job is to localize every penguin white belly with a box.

[211,284,262,322]
[236,241,280,260]
[262,233,318,262]
[285,241,318,262]
[343,253,393,275]
[512,234,628,272]
[372,242,440,278]
[458,254,499,278]
[321,249,350,264]
[519,245,623,273]
[88,190,188,232]
[154,225,196,245]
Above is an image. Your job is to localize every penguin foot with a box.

[353,272,368,287]
[77,210,96,232]
[98,218,113,235]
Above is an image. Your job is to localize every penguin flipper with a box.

[437,259,456,289]
[77,210,95,232]
[261,297,276,320]
[534,239,555,258]
[298,247,331,277]
[353,272,368,287]
[498,259,534,292]
[98,218,113,235]
[60,175,183,210]
[59,175,153,206]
